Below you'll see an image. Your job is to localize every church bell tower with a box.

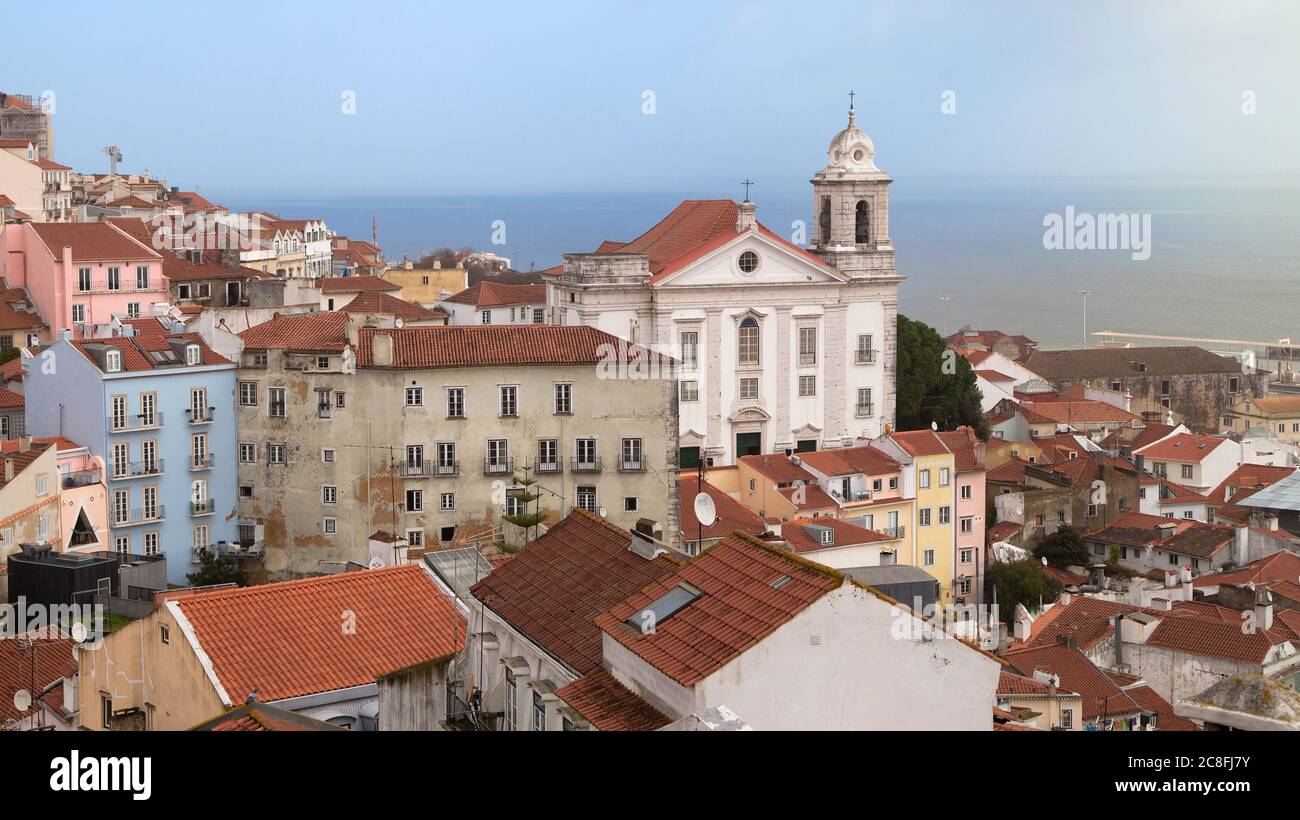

[810,96,896,279]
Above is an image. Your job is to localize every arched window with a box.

[819,196,831,244]
[855,200,871,244]
[738,317,760,366]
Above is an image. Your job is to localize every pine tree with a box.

[502,464,547,548]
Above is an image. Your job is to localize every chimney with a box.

[3,459,12,483]
[735,200,757,232]
[372,331,393,367]
[1013,603,1032,641]
[1113,614,1125,669]
[1157,522,1177,542]
[1255,589,1274,631]
[1164,568,1178,588]
[1235,523,1249,566]
[405,260,414,270]
[17,436,31,453]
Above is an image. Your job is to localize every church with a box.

[546,104,902,467]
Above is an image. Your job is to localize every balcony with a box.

[109,459,164,480]
[878,526,906,540]
[618,457,645,472]
[855,349,878,365]
[190,454,215,471]
[62,469,103,489]
[570,456,602,473]
[400,462,432,477]
[855,404,874,418]
[191,500,215,516]
[433,461,460,477]
[114,506,166,527]
[107,412,163,432]
[187,406,215,425]
[536,460,561,474]
[483,458,513,476]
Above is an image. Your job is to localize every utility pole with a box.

[1078,290,1092,349]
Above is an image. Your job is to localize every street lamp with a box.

[938,296,951,337]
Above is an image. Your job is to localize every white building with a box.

[546,106,901,466]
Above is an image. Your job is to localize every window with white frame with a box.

[446,387,464,418]
[504,676,517,730]
[798,327,817,365]
[923,549,935,566]
[268,387,286,418]
[739,378,759,401]
[499,385,518,417]
[406,489,422,512]
[143,532,160,556]
[239,381,257,406]
[239,443,256,463]
[680,331,698,370]
[577,485,597,513]
[481,310,491,324]
[554,383,572,414]
[680,381,699,402]
[919,469,931,489]
[440,492,455,511]
[323,518,338,535]
[799,375,816,397]
[322,485,337,505]
[406,386,424,407]
[322,448,335,463]
[738,317,760,366]
[268,444,286,464]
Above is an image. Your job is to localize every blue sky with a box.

[5,1,1298,197]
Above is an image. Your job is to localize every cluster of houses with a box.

[2,94,1299,732]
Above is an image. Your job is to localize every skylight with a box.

[628,583,701,631]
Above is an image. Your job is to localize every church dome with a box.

[823,108,879,174]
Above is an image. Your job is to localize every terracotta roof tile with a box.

[555,669,671,731]
[238,312,350,352]
[1135,433,1231,463]
[469,511,682,675]
[445,281,546,308]
[679,476,766,543]
[1004,643,1140,720]
[889,429,952,457]
[1020,399,1139,425]
[0,632,77,724]
[739,453,817,484]
[174,564,465,703]
[340,290,447,322]
[29,222,160,262]
[782,517,891,553]
[319,275,400,294]
[356,325,665,369]
[596,533,840,686]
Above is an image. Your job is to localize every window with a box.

[406,386,424,407]
[889,477,898,490]
[680,331,698,369]
[554,383,572,414]
[499,385,518,417]
[939,468,951,486]
[335,392,345,408]
[316,355,330,370]
[125,302,140,319]
[193,524,209,550]
[960,547,973,562]
[856,388,873,416]
[106,350,122,373]
[680,380,699,402]
[939,506,951,525]
[505,494,522,517]
[923,549,935,566]
[102,696,113,729]
[919,508,932,527]
[316,389,332,419]
[1184,510,1195,519]
[530,689,546,731]
[856,334,875,364]
[621,438,643,470]
[239,443,256,463]
[533,308,544,323]
[406,445,424,469]
[919,469,931,489]
[114,535,129,553]
[406,489,422,512]
[239,382,258,406]
[577,485,597,513]
[799,375,816,397]
[960,484,972,500]
[72,303,86,323]
[407,529,424,547]
[738,317,760,366]
[1087,504,1099,517]
[34,473,48,496]
[446,387,464,418]
[624,497,638,512]
[268,387,286,418]
[481,310,492,324]
[1160,379,1171,396]
[960,517,973,535]
[77,267,91,293]
[1229,377,1240,392]
[436,442,457,472]
[268,444,286,465]
[487,439,510,472]
[322,486,337,505]
[136,265,149,289]
[324,518,338,535]
[440,492,455,511]
[798,327,817,365]
[575,438,597,468]
[107,267,121,291]
[504,677,517,731]
[738,250,760,273]
[1181,464,1193,480]
[191,434,208,469]
[739,378,759,400]
[1061,709,1073,729]
[537,439,558,468]
[322,448,336,463]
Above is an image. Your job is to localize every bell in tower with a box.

[810,95,896,280]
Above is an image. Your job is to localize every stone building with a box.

[234,314,678,577]
[0,92,54,161]
[545,105,902,466]
[1018,346,1262,433]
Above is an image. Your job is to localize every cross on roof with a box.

[741,179,754,202]
[849,90,855,110]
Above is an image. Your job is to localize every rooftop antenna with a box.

[102,146,123,179]
[371,217,378,246]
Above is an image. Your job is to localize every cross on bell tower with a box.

[741,179,754,202]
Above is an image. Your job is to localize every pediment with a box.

[652,230,846,289]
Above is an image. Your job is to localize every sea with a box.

[222,177,1300,351]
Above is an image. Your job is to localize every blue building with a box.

[24,320,238,585]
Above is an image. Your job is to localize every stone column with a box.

[774,306,792,451]
[824,304,848,446]
[706,308,724,460]
[882,297,899,432]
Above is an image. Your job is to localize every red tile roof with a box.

[997,670,1077,697]
[29,222,160,262]
[0,386,22,408]
[987,520,1023,543]
[1123,683,1199,731]
[469,510,682,675]
[356,325,665,369]
[1135,433,1231,463]
[555,668,671,731]
[937,428,986,471]
[71,333,231,373]
[889,429,952,457]
[782,517,892,553]
[194,703,343,731]
[1022,596,1151,652]
[445,281,546,308]
[238,312,350,352]
[319,275,400,294]
[0,632,77,724]
[796,445,900,477]
[1144,614,1288,664]
[340,290,447,322]
[596,533,841,686]
[776,483,838,511]
[1020,399,1138,425]
[739,452,818,484]
[1004,643,1141,721]
[1193,550,1300,589]
[173,564,465,703]
[679,475,766,543]
[1205,464,1295,523]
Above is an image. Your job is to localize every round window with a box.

[738,251,759,274]
[853,148,866,162]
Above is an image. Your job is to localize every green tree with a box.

[1034,526,1090,568]
[896,315,989,438]
[990,559,1061,621]
[502,465,547,548]
[186,553,248,587]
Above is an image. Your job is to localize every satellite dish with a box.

[694,492,718,527]
[395,318,404,328]
[931,421,939,431]
[368,556,386,569]
[598,506,608,518]
[12,689,31,714]
[71,622,89,643]
[1041,557,1048,566]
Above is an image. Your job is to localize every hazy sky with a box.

[6,1,1299,197]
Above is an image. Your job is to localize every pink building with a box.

[0,222,167,335]
[939,429,988,606]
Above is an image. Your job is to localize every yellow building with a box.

[874,430,958,602]
[384,260,468,306]
[1229,395,1300,444]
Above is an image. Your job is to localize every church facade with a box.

[547,107,903,467]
